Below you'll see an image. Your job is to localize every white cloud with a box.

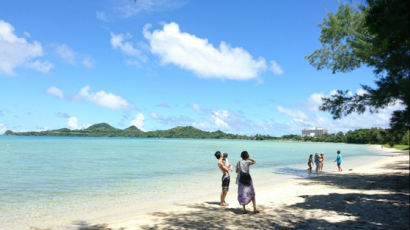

[77,86,132,110]
[192,121,212,131]
[150,112,160,119]
[0,19,52,75]
[131,113,145,131]
[55,44,75,64]
[82,56,93,68]
[27,60,53,73]
[143,22,267,80]
[0,123,7,134]
[356,88,368,96]
[269,60,283,75]
[116,0,186,18]
[307,88,369,112]
[110,32,146,66]
[212,110,230,129]
[324,102,405,132]
[192,109,276,134]
[278,90,406,134]
[192,103,200,111]
[54,44,93,68]
[68,116,80,130]
[46,86,64,99]
[110,32,143,57]
[277,105,308,120]
[96,11,108,22]
[125,59,142,68]
[329,89,339,96]
[149,112,193,127]
[307,93,324,111]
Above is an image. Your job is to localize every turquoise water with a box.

[0,136,386,229]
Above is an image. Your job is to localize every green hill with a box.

[3,123,250,139]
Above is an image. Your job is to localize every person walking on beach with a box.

[334,150,342,172]
[215,151,230,206]
[307,154,314,174]
[236,151,259,214]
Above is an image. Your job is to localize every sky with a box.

[0,0,402,136]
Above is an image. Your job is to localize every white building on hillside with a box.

[302,127,328,137]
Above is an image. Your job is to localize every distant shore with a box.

[5,124,407,148]
[17,145,408,230]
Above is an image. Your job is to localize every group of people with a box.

[307,150,343,174]
[307,152,325,173]
[214,150,343,214]
[214,151,259,214]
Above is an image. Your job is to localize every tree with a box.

[307,0,409,135]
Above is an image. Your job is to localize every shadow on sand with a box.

[71,221,122,230]
[74,156,409,230]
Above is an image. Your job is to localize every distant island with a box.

[4,123,409,147]
[4,123,256,139]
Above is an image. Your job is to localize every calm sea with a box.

[0,136,386,229]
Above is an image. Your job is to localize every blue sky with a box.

[0,0,401,136]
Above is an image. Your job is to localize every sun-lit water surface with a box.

[0,136,386,228]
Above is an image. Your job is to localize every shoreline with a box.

[5,144,408,230]
[104,145,410,230]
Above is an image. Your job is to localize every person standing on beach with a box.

[319,153,325,171]
[314,153,320,173]
[307,154,314,174]
[334,150,342,172]
[215,151,230,206]
[236,151,259,214]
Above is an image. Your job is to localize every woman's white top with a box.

[236,160,250,184]
[237,160,250,173]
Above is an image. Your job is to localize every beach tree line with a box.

[307,0,409,138]
[283,128,409,146]
[5,123,409,146]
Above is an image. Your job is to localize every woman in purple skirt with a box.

[236,151,259,214]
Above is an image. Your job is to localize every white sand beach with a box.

[31,145,408,230]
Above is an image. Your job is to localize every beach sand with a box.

[47,145,409,230]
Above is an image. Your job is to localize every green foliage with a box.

[281,134,302,141]
[344,128,386,144]
[3,123,407,146]
[3,123,251,140]
[4,130,14,135]
[295,128,404,145]
[307,0,410,134]
[307,3,371,73]
[383,144,409,151]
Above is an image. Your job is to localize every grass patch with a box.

[384,144,409,150]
